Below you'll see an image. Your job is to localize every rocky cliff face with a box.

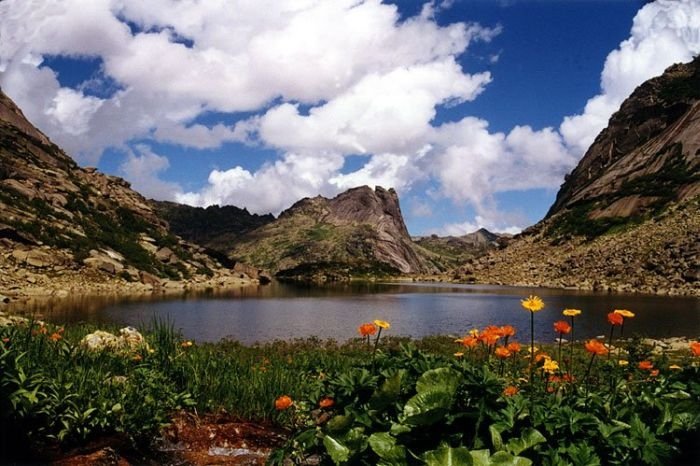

[456,58,700,296]
[0,89,242,297]
[548,57,700,225]
[229,186,434,280]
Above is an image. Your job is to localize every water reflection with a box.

[6,282,700,344]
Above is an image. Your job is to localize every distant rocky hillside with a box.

[152,201,274,254]
[413,228,507,269]
[229,186,436,281]
[0,89,244,297]
[457,58,700,296]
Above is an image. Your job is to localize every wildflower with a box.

[358,322,377,337]
[548,375,561,384]
[584,340,608,356]
[650,369,659,377]
[506,342,521,353]
[690,341,700,357]
[461,336,478,348]
[543,359,559,374]
[607,312,624,326]
[49,332,62,342]
[669,364,682,370]
[319,397,335,409]
[638,360,654,370]
[562,373,575,383]
[373,320,390,329]
[479,331,500,346]
[535,352,551,363]
[181,340,194,348]
[132,354,143,362]
[503,386,519,397]
[275,395,293,410]
[562,309,582,317]
[454,352,464,358]
[521,295,544,312]
[469,328,480,337]
[499,325,516,338]
[614,309,635,318]
[618,360,629,366]
[494,347,511,359]
[1,337,9,343]
[553,321,571,334]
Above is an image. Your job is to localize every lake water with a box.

[10,282,700,344]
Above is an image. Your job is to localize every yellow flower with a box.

[374,320,390,329]
[618,360,629,366]
[562,309,582,317]
[613,309,635,318]
[669,364,682,370]
[469,328,480,337]
[181,340,194,348]
[543,359,559,374]
[521,295,544,312]
[453,352,464,358]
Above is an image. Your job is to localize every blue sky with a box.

[1,0,698,235]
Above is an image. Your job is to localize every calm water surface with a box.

[11,282,700,344]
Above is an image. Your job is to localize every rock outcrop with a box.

[229,186,435,280]
[413,228,507,270]
[457,58,700,296]
[0,88,249,298]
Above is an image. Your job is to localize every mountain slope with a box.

[413,229,507,269]
[0,89,240,295]
[229,186,435,280]
[152,201,274,254]
[457,58,700,296]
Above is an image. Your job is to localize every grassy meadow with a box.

[1,299,699,465]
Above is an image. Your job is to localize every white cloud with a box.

[560,0,700,155]
[1,0,699,233]
[119,145,182,200]
[431,214,522,237]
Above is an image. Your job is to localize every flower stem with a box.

[607,325,614,361]
[529,311,535,383]
[569,316,575,379]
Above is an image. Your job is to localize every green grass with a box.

[1,314,699,465]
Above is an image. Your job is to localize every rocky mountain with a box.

[457,58,700,296]
[413,228,507,269]
[229,186,436,281]
[0,89,244,297]
[152,201,274,255]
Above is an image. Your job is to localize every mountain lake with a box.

[9,282,699,344]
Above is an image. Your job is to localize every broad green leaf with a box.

[489,452,532,466]
[368,432,407,463]
[470,449,492,466]
[323,434,350,465]
[422,445,473,466]
[370,370,406,409]
[416,367,461,396]
[327,413,354,433]
[402,390,453,426]
[390,422,412,435]
[505,428,545,456]
[489,425,504,452]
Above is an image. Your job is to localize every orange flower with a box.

[503,386,519,397]
[607,312,624,326]
[638,360,654,370]
[455,336,478,348]
[553,320,571,334]
[650,369,659,377]
[319,397,335,409]
[49,332,62,342]
[275,395,293,410]
[562,373,575,383]
[358,323,377,337]
[480,332,500,346]
[499,325,516,337]
[690,341,700,357]
[584,339,608,356]
[506,342,521,353]
[494,346,511,359]
[535,352,551,363]
[181,340,194,348]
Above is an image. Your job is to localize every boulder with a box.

[83,257,124,275]
[12,248,56,268]
[140,271,162,287]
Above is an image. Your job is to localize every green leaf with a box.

[416,367,461,396]
[323,434,351,465]
[370,370,406,410]
[422,446,473,466]
[489,424,504,452]
[505,428,545,456]
[402,390,453,426]
[327,413,354,433]
[470,450,532,466]
[368,432,407,463]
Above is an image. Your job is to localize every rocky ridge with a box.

[229,186,436,280]
[413,228,506,269]
[457,58,700,296]
[0,89,252,299]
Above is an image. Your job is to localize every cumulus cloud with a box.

[119,145,182,201]
[1,0,698,235]
[560,0,700,155]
